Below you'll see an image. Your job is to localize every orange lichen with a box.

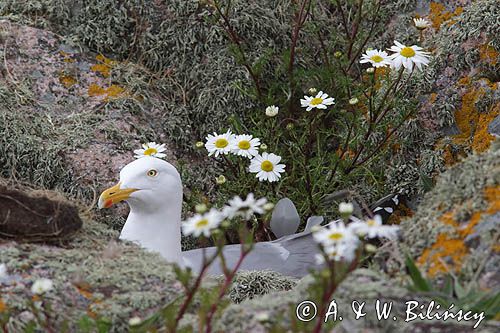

[429,2,463,31]
[88,83,106,97]
[88,83,126,101]
[90,54,117,78]
[59,50,75,63]
[0,298,6,313]
[418,234,468,277]
[418,187,500,277]
[452,81,498,152]
[484,186,500,214]
[479,43,499,66]
[59,74,77,88]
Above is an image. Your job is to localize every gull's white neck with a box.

[119,202,182,264]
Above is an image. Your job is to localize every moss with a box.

[228,270,297,304]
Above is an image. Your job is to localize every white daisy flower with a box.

[388,40,430,72]
[359,49,392,68]
[205,130,236,157]
[324,243,357,262]
[223,193,267,220]
[413,18,430,30]
[232,134,260,158]
[134,142,167,159]
[31,278,54,295]
[313,221,359,249]
[249,152,286,182]
[349,215,399,239]
[182,209,223,238]
[265,105,279,117]
[300,91,335,111]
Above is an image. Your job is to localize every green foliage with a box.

[406,256,500,321]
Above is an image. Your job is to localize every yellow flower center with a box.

[215,138,229,148]
[310,97,323,105]
[196,219,209,228]
[370,55,384,63]
[367,219,376,226]
[144,148,158,156]
[261,160,274,172]
[400,47,416,58]
[328,232,343,240]
[238,140,251,150]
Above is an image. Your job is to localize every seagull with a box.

[98,156,322,278]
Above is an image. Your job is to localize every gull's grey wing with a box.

[182,221,340,278]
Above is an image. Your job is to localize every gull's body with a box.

[99,157,321,277]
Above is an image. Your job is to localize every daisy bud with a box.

[31,278,53,295]
[365,243,377,253]
[366,67,375,74]
[195,203,208,213]
[334,51,342,58]
[348,97,359,105]
[308,87,317,95]
[128,317,142,326]
[216,175,226,185]
[260,144,268,151]
[255,312,270,322]
[195,141,204,148]
[0,263,7,278]
[286,123,294,130]
[265,105,279,117]
[263,202,275,211]
[221,220,231,228]
[339,202,354,217]
[413,18,430,30]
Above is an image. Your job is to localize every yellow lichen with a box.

[88,83,106,97]
[429,2,463,31]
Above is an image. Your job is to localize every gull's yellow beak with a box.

[98,182,139,209]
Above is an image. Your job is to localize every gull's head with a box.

[98,156,182,212]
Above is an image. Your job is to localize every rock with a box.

[488,115,500,137]
[0,183,82,242]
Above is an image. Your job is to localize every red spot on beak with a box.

[105,199,113,208]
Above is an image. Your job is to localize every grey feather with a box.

[304,216,324,232]
[269,198,300,238]
[182,220,342,278]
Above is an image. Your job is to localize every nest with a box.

[0,181,82,242]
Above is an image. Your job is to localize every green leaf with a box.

[405,255,431,292]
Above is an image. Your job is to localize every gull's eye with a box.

[147,169,158,177]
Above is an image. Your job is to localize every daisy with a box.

[223,193,268,220]
[232,134,260,158]
[324,243,357,262]
[265,105,279,117]
[359,49,392,68]
[182,209,223,238]
[338,202,354,215]
[134,142,167,159]
[349,215,399,239]
[313,221,359,249]
[300,91,335,111]
[388,40,430,72]
[249,152,285,182]
[413,18,430,30]
[205,130,236,157]
[31,278,54,295]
